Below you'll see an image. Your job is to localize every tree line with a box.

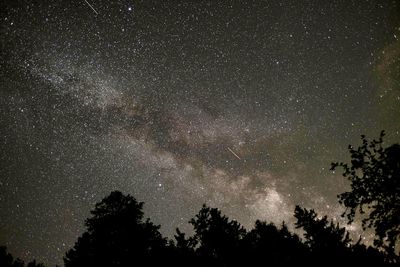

[1,131,399,266]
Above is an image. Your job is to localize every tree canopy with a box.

[294,206,388,266]
[62,191,394,267]
[0,246,44,267]
[331,131,400,255]
[64,191,167,267]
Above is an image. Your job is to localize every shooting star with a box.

[84,0,99,15]
[227,147,241,160]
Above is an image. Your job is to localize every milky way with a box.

[1,1,399,265]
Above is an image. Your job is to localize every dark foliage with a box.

[0,246,44,267]
[331,131,400,256]
[64,191,168,267]
[295,206,351,252]
[63,191,394,267]
[172,205,308,267]
[188,205,246,266]
[26,260,45,267]
[242,220,308,266]
[294,206,387,266]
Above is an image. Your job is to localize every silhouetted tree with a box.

[173,228,196,253]
[350,241,388,266]
[294,206,351,251]
[243,220,308,267]
[294,206,391,266]
[60,189,395,266]
[64,191,167,267]
[331,131,400,256]
[0,246,44,267]
[188,205,246,266]
[294,206,355,266]
[168,228,199,267]
[0,246,14,267]
[26,260,45,267]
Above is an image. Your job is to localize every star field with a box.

[1,0,399,265]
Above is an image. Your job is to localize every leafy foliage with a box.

[187,205,246,266]
[64,191,167,267]
[294,206,389,266]
[294,206,351,250]
[243,220,307,266]
[0,246,44,267]
[331,131,400,254]
[59,187,395,266]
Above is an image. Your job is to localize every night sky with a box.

[1,0,399,265]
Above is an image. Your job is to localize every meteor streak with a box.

[227,147,241,160]
[84,0,99,15]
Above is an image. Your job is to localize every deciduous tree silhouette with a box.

[62,190,395,266]
[295,206,351,250]
[26,260,45,267]
[294,205,351,265]
[0,246,22,267]
[188,205,246,266]
[243,220,308,266]
[169,228,199,267]
[0,246,44,267]
[64,191,167,267]
[294,206,389,266]
[331,131,400,256]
